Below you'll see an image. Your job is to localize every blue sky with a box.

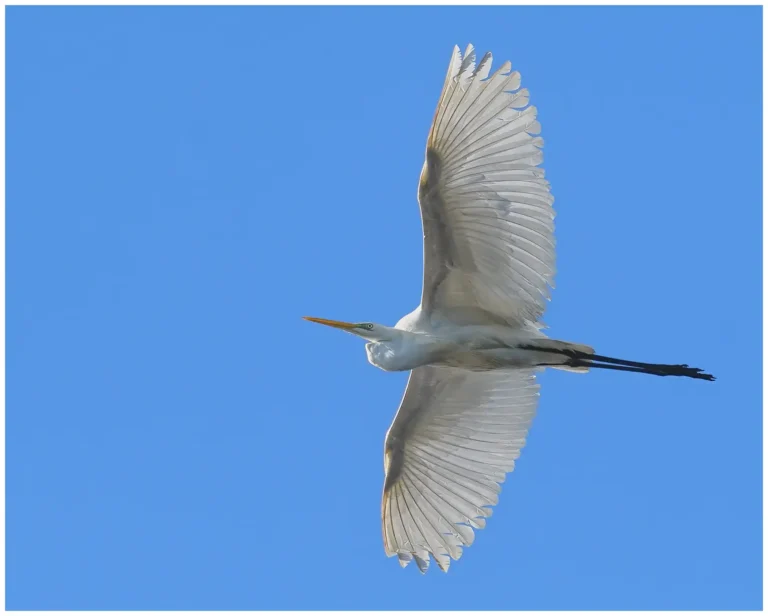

[7,5,761,610]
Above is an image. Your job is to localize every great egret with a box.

[305,44,714,573]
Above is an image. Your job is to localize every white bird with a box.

[304,44,714,573]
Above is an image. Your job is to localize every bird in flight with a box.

[305,44,714,573]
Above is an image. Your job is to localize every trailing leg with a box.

[521,343,716,381]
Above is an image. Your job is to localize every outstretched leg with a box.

[521,344,716,381]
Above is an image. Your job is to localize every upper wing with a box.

[381,366,539,572]
[418,44,555,325]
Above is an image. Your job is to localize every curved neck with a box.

[365,330,433,372]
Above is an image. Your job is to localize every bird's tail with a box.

[522,340,716,381]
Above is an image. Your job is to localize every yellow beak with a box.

[303,316,358,331]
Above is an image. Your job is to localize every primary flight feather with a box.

[304,44,714,573]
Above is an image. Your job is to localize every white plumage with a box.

[387,44,551,571]
[304,44,714,573]
[382,366,538,572]
[417,44,553,327]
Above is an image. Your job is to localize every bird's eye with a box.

[366,323,374,330]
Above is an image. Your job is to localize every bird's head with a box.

[303,316,395,342]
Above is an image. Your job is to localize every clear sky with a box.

[7,5,762,610]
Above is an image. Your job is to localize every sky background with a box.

[7,5,762,610]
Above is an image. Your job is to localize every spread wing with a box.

[418,44,555,325]
[381,366,540,572]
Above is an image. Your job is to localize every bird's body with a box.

[366,313,579,373]
[305,44,714,574]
